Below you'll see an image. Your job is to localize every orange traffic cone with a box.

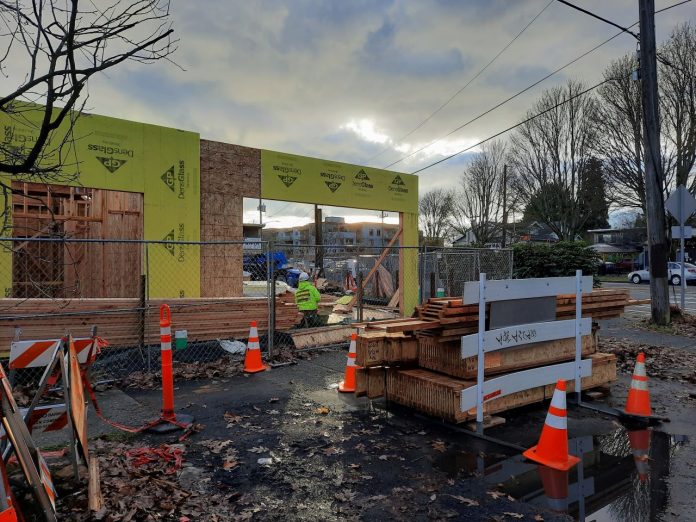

[628,429,651,482]
[537,465,570,513]
[523,380,580,471]
[338,333,359,393]
[243,321,268,374]
[624,352,651,417]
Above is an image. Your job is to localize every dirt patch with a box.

[599,337,696,384]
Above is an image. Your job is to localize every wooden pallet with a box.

[417,334,596,380]
[385,353,617,423]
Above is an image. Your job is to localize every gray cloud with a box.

[1,0,692,215]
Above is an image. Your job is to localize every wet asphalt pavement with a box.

[118,335,696,522]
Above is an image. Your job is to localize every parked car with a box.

[628,262,696,285]
[614,258,637,273]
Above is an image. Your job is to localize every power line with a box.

[381,0,691,171]
[410,77,612,175]
[382,33,623,169]
[555,0,639,38]
[366,0,554,163]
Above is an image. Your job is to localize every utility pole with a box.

[639,0,670,324]
[502,165,508,248]
[314,205,323,277]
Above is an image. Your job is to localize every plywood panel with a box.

[11,182,143,298]
[199,140,260,297]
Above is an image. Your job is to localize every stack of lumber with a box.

[354,289,626,423]
[0,294,301,351]
[408,288,631,342]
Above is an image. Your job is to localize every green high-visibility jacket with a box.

[295,280,321,311]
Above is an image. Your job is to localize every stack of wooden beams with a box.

[0,294,301,351]
[354,289,627,423]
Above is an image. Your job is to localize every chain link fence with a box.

[0,237,513,390]
[419,246,514,300]
[0,237,275,389]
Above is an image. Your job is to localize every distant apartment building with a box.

[262,216,399,249]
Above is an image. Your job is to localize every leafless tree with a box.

[451,140,506,245]
[510,80,599,240]
[660,22,696,191]
[419,188,453,244]
[594,56,648,211]
[594,24,695,212]
[0,0,177,230]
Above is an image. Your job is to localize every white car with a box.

[628,262,696,285]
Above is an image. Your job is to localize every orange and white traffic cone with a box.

[523,380,580,471]
[243,321,268,374]
[338,333,359,393]
[628,429,651,482]
[536,465,570,513]
[624,352,651,417]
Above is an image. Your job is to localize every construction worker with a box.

[295,272,321,327]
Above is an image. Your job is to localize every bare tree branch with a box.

[452,140,507,245]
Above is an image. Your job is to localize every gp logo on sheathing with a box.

[96,156,127,173]
[325,181,342,193]
[161,166,175,191]
[161,225,186,262]
[161,161,187,199]
[273,164,301,188]
[353,169,374,189]
[162,230,175,256]
[389,174,408,194]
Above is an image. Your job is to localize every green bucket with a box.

[174,330,188,351]
[436,287,445,298]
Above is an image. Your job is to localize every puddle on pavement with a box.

[434,427,688,521]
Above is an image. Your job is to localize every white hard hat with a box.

[299,272,309,282]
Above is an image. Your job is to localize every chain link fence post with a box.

[267,240,275,360]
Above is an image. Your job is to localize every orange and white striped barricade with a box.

[8,333,104,429]
[146,304,194,433]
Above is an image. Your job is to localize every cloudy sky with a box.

[8,0,694,227]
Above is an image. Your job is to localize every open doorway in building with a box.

[11,182,143,298]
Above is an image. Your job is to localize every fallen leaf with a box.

[315,406,330,414]
[447,495,479,507]
[534,516,544,521]
[487,490,506,500]
[431,440,446,453]
[222,459,239,470]
[248,446,269,453]
[199,440,233,454]
[378,455,388,461]
[504,513,524,519]
[223,412,242,424]
[269,397,279,403]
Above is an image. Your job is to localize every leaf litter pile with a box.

[598,337,696,384]
[55,439,237,521]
